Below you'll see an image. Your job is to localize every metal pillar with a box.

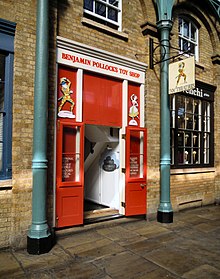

[156,0,174,223]
[27,0,52,254]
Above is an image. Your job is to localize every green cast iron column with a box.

[27,0,52,254]
[156,0,174,223]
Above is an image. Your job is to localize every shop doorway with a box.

[84,124,121,221]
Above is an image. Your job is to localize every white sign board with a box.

[169,56,195,94]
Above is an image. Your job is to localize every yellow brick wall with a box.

[0,0,36,248]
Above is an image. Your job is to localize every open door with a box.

[125,126,147,216]
[56,120,84,228]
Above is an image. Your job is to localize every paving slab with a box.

[0,205,220,278]
[144,246,202,277]
[182,264,220,279]
[93,251,159,279]
[0,250,25,278]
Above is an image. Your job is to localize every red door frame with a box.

[125,126,147,216]
[56,120,84,228]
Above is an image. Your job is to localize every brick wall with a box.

[0,0,36,248]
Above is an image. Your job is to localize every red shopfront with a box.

[55,37,148,228]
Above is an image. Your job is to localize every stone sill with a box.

[81,17,129,41]
[171,167,215,175]
[0,179,12,190]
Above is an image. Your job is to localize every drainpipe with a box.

[156,0,174,223]
[27,0,52,254]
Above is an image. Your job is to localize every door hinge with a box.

[121,134,126,140]
[57,120,60,131]
[121,202,125,208]
[121,168,126,173]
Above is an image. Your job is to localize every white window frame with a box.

[178,16,199,61]
[84,0,122,31]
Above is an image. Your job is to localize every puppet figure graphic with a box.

[176,61,187,86]
[129,94,139,126]
[58,77,75,118]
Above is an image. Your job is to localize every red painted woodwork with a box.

[125,126,147,216]
[83,72,122,127]
[56,120,84,227]
[128,83,140,127]
[58,66,77,117]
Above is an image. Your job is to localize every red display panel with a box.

[83,72,122,127]
[128,83,140,127]
[57,66,77,119]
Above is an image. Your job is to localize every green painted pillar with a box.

[27,0,53,254]
[156,0,174,223]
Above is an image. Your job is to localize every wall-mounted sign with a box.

[57,48,145,84]
[169,56,195,94]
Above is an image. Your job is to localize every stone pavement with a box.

[0,205,220,279]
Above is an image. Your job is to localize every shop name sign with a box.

[57,48,145,83]
[184,87,212,100]
[169,56,195,94]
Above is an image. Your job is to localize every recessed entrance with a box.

[84,124,121,221]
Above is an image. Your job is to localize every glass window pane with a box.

[108,8,118,22]
[109,0,119,7]
[129,131,144,178]
[191,24,196,40]
[186,99,193,113]
[194,99,200,114]
[62,126,81,182]
[178,148,184,164]
[186,113,193,130]
[193,149,199,164]
[183,21,189,37]
[178,131,184,147]
[0,54,5,173]
[185,132,191,147]
[193,133,199,147]
[204,102,210,132]
[182,39,189,52]
[84,0,93,11]
[95,2,106,17]
[0,113,3,172]
[204,132,209,164]
[189,42,195,55]
[185,148,191,164]
[171,130,174,165]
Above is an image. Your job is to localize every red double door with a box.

[56,121,147,228]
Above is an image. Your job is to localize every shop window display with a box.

[170,92,213,168]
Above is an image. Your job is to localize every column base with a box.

[157,210,173,223]
[27,234,53,255]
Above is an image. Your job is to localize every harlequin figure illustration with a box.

[176,61,187,86]
[58,77,75,114]
[129,94,139,126]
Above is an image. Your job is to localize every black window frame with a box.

[170,81,215,169]
[0,19,16,180]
